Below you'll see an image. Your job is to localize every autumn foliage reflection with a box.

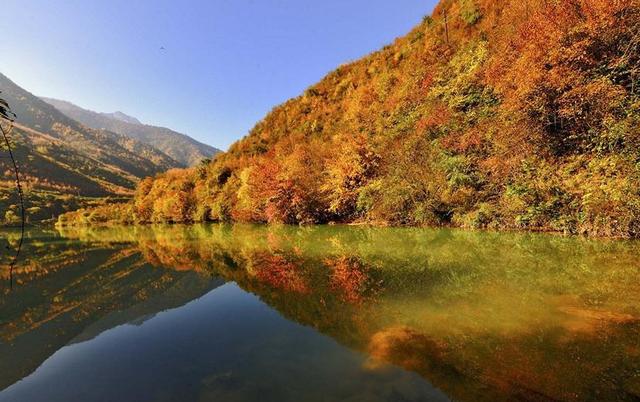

[252,254,309,295]
[56,224,640,401]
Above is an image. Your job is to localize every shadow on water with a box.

[2,224,640,401]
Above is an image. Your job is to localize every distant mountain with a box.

[42,97,220,166]
[103,111,141,125]
[0,72,182,222]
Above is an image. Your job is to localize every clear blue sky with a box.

[1,1,437,150]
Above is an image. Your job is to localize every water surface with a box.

[1,224,639,401]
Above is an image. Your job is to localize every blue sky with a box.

[1,1,437,150]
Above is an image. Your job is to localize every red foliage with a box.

[326,257,373,304]
[254,254,309,294]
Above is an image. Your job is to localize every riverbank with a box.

[54,201,640,240]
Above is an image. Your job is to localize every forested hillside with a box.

[42,98,220,167]
[0,73,182,223]
[61,0,640,237]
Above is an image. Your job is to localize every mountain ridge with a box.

[42,97,221,166]
[103,111,141,125]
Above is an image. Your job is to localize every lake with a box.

[1,224,639,401]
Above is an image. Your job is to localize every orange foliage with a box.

[326,257,373,304]
[253,254,309,294]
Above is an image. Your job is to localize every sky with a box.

[1,0,437,150]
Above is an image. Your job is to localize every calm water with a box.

[1,224,639,402]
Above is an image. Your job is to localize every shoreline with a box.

[49,219,640,241]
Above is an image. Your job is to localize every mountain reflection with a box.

[2,224,640,401]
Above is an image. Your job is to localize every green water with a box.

[1,224,639,401]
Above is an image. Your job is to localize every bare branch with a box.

[0,93,25,290]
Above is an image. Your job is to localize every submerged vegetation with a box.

[60,0,640,237]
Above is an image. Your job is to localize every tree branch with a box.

[0,100,25,290]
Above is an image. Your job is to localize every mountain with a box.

[0,72,182,222]
[60,0,640,238]
[42,97,220,166]
[102,111,141,125]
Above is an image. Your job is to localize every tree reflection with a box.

[48,224,640,400]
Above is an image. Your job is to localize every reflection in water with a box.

[2,224,640,401]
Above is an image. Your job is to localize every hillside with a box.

[42,97,220,166]
[0,73,182,223]
[60,0,640,238]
